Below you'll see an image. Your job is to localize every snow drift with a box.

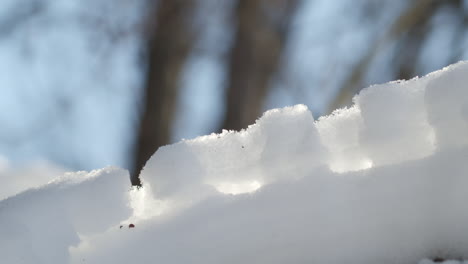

[0,168,131,264]
[2,61,468,264]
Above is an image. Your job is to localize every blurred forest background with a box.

[0,0,467,184]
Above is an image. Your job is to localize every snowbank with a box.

[0,167,131,264]
[2,61,468,263]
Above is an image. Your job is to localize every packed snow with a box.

[1,61,468,263]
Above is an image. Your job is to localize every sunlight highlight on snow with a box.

[129,186,172,220]
[361,159,373,170]
[329,158,374,173]
[214,180,262,194]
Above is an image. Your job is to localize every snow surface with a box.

[1,61,468,263]
[0,167,131,264]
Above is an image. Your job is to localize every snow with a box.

[2,61,468,263]
[0,167,131,264]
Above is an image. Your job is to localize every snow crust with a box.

[1,61,468,263]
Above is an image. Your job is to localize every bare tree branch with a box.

[327,0,455,112]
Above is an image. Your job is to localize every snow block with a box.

[425,61,468,149]
[140,105,325,202]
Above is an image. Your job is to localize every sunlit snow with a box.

[2,61,468,264]
[214,180,262,194]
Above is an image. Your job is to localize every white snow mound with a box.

[0,167,131,264]
[2,61,468,264]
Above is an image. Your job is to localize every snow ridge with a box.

[1,61,468,264]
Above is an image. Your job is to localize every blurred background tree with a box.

[132,0,195,185]
[0,0,467,185]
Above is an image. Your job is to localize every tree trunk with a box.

[131,0,194,185]
[220,0,298,131]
